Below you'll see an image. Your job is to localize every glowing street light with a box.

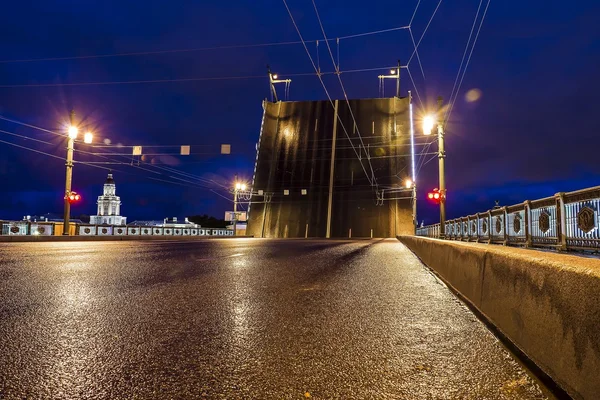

[68,125,79,139]
[232,178,247,236]
[423,115,435,136]
[84,131,93,144]
[404,178,413,189]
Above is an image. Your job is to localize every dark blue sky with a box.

[0,0,598,224]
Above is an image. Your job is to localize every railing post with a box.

[487,211,492,244]
[502,206,508,246]
[476,213,481,243]
[466,216,471,242]
[555,192,567,251]
[524,200,532,248]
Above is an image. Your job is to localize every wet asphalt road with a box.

[0,239,549,399]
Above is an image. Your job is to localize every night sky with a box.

[0,0,598,224]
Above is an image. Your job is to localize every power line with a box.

[0,137,64,161]
[311,0,379,189]
[0,115,235,196]
[0,115,63,137]
[446,0,483,116]
[408,27,426,79]
[0,128,57,146]
[0,74,266,88]
[406,66,424,108]
[446,0,492,125]
[407,0,444,66]
[281,0,374,188]
[0,65,407,88]
[0,25,411,65]
[409,0,423,27]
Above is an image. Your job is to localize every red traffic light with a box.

[427,188,444,204]
[66,192,82,204]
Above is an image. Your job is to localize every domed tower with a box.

[90,172,127,225]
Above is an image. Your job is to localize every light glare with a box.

[405,179,413,189]
[423,116,435,136]
[84,132,93,144]
[68,126,78,139]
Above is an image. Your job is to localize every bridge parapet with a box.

[417,185,600,252]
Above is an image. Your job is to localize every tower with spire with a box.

[90,172,127,225]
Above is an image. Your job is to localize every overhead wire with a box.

[310,0,379,189]
[0,112,234,194]
[409,0,423,27]
[407,0,443,66]
[0,24,411,65]
[445,0,491,125]
[446,0,483,116]
[406,66,424,108]
[281,0,374,187]
[0,65,410,88]
[408,27,426,79]
[0,128,57,146]
[0,137,64,161]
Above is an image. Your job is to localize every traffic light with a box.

[66,192,81,204]
[427,188,444,204]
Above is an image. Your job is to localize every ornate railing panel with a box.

[564,196,600,250]
[490,209,505,243]
[478,213,490,242]
[416,185,600,252]
[529,205,558,247]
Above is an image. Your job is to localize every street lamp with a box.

[63,110,93,236]
[68,126,79,139]
[232,178,247,237]
[421,96,446,239]
[377,60,402,98]
[422,116,435,136]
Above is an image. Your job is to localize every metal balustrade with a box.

[0,221,234,237]
[416,186,600,252]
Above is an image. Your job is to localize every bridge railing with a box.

[0,221,235,237]
[417,185,600,252]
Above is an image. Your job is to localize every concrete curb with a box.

[398,235,600,400]
[0,235,254,243]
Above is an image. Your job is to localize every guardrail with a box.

[416,186,600,252]
[0,221,234,237]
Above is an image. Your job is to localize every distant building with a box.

[90,173,127,225]
[128,217,200,229]
[23,213,84,224]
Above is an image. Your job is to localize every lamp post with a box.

[233,180,246,236]
[63,110,93,235]
[404,178,417,234]
[422,97,446,239]
[377,60,402,98]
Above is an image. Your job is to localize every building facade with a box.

[247,96,416,238]
[90,173,127,225]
